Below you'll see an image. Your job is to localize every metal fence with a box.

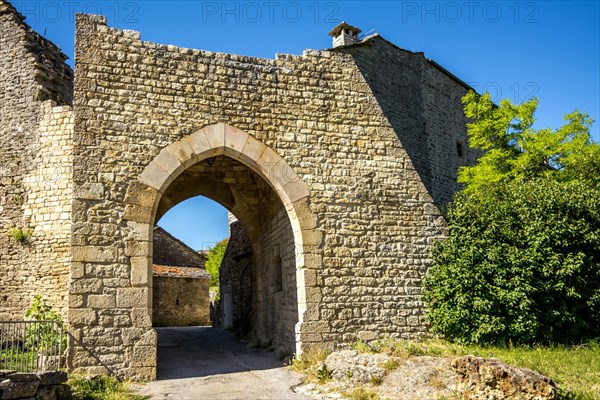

[0,321,64,372]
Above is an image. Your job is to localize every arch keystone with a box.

[224,124,250,158]
[203,122,226,149]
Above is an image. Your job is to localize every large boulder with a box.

[451,355,558,400]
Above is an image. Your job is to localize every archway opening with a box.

[152,196,228,328]
[151,155,300,370]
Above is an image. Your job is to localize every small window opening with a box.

[456,141,464,158]
[175,299,180,306]
[273,253,283,293]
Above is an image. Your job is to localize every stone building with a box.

[0,0,480,380]
[152,227,210,327]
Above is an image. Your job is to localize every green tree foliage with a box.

[205,238,228,290]
[424,92,600,345]
[458,91,599,194]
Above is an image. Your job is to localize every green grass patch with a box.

[68,375,149,400]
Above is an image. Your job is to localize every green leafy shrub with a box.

[424,179,600,345]
[24,295,66,351]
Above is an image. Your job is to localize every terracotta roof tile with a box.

[152,264,210,279]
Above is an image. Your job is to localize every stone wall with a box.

[0,370,69,400]
[0,2,479,379]
[0,0,73,320]
[152,275,210,327]
[66,12,474,379]
[217,221,254,336]
[336,35,479,208]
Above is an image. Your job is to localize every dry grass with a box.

[345,387,380,400]
[68,375,149,400]
[289,344,332,383]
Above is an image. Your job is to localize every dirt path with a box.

[136,327,313,400]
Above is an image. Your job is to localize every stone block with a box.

[139,161,169,192]
[0,380,39,399]
[166,138,197,168]
[153,149,183,178]
[203,122,226,150]
[75,182,104,200]
[72,246,117,263]
[131,308,153,327]
[124,240,151,257]
[223,124,249,156]
[186,130,211,155]
[124,182,158,208]
[117,288,150,308]
[130,346,156,367]
[239,136,266,164]
[130,257,151,287]
[37,371,67,386]
[88,294,116,308]
[69,309,97,326]
[123,204,153,224]
[282,179,310,203]
[70,278,102,294]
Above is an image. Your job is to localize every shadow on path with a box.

[137,326,312,400]
[156,326,282,380]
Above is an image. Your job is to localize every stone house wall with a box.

[152,274,210,327]
[0,0,73,320]
[151,227,210,327]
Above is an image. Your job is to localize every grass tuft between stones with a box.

[67,375,149,400]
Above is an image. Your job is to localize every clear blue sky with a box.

[13,1,600,249]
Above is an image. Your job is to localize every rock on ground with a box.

[324,350,390,383]
[378,356,457,400]
[452,355,559,400]
[296,352,561,400]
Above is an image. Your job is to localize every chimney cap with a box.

[328,21,362,37]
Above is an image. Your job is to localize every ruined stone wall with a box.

[0,1,73,320]
[69,13,471,379]
[21,102,73,319]
[152,276,210,327]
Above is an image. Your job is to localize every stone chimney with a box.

[328,21,362,48]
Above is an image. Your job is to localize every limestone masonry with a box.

[0,0,479,380]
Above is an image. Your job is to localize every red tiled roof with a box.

[152,264,210,279]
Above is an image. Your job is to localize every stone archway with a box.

[123,123,322,370]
